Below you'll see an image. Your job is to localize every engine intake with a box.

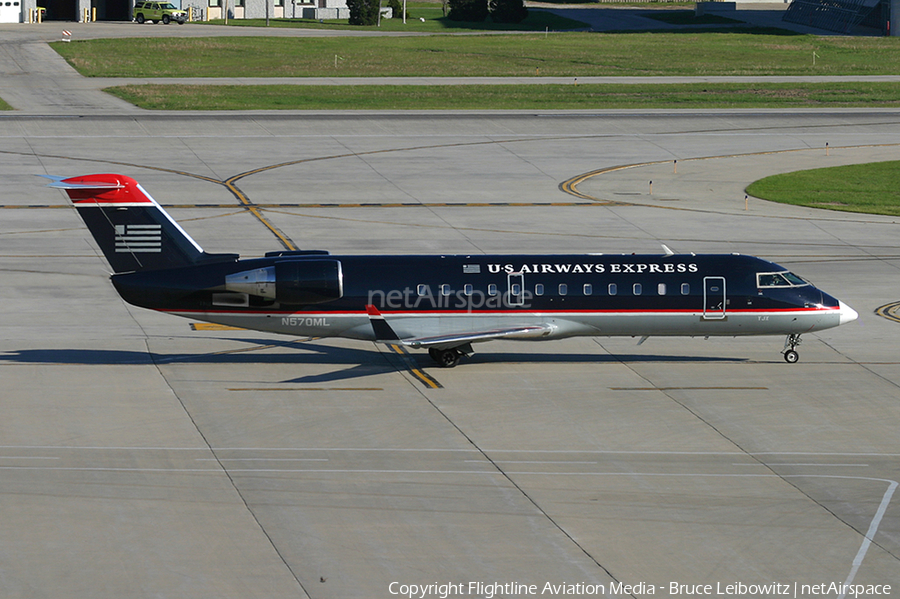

[225,259,343,305]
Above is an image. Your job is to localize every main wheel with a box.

[783,349,799,364]
[434,349,461,368]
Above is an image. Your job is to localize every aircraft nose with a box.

[838,300,859,325]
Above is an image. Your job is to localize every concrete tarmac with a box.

[2,109,899,599]
[0,21,899,599]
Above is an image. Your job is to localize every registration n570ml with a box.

[281,316,329,327]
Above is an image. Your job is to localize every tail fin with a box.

[45,174,236,273]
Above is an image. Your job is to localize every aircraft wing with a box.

[395,324,555,350]
[365,305,554,350]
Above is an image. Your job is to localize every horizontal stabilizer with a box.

[42,175,126,192]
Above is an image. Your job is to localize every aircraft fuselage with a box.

[111,252,851,342]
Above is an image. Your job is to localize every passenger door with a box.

[703,276,726,319]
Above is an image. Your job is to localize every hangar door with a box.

[0,0,22,22]
[94,0,132,20]
[42,0,131,20]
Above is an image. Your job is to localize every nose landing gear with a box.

[782,334,802,363]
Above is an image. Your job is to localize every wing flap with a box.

[400,324,556,350]
[365,305,554,350]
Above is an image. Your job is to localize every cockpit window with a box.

[782,271,807,286]
[757,271,809,288]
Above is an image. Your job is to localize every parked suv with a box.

[134,1,187,23]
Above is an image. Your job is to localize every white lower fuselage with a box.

[168,305,849,342]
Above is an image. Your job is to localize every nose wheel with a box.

[782,334,802,363]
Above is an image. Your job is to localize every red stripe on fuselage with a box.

[160,307,840,316]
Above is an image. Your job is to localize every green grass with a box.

[201,9,587,32]
[746,161,900,216]
[50,32,900,78]
[104,81,900,110]
[0,97,13,110]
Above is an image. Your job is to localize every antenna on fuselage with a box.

[661,244,675,256]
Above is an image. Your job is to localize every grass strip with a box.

[52,32,900,78]
[199,9,588,32]
[0,97,13,110]
[747,161,900,217]
[105,82,900,110]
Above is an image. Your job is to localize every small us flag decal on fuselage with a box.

[115,224,162,253]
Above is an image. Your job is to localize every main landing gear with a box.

[428,347,464,368]
[782,334,802,363]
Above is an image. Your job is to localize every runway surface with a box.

[2,109,900,598]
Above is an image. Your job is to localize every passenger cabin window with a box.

[535,284,544,296]
[608,283,617,296]
[417,284,428,296]
[681,283,690,295]
[440,284,451,296]
[657,283,666,295]
[559,283,568,296]
[583,283,592,296]
[633,283,642,295]
[464,284,473,296]
[757,271,809,288]
[488,284,498,296]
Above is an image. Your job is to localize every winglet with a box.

[365,305,401,341]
